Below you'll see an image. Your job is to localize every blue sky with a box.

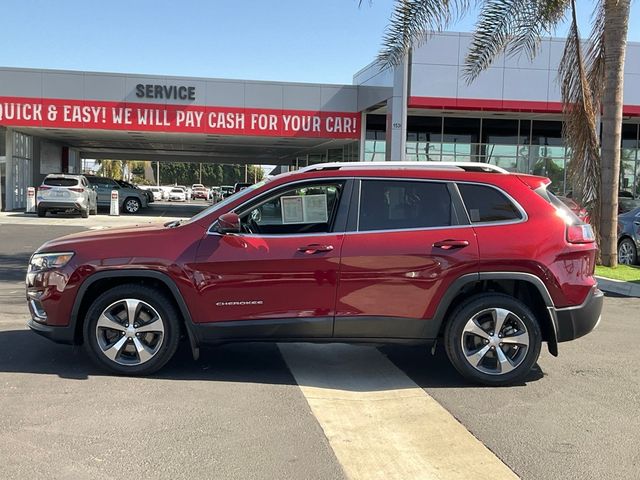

[2,0,638,85]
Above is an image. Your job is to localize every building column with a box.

[4,128,14,211]
[385,56,409,161]
[359,111,368,161]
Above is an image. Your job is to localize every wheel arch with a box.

[71,270,199,358]
[434,272,558,356]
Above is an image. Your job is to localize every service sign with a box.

[0,96,360,139]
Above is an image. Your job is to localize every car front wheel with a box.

[618,238,638,265]
[84,285,180,375]
[444,293,542,386]
[124,197,141,214]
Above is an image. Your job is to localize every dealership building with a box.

[1,31,640,211]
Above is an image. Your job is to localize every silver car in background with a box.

[37,174,97,218]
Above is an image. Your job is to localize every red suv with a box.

[26,162,603,385]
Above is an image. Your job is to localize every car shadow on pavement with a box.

[0,329,544,388]
[380,344,545,388]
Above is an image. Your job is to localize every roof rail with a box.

[297,161,509,174]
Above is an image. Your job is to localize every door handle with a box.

[433,239,470,250]
[297,244,334,254]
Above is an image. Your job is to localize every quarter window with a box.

[458,183,522,223]
[358,180,454,231]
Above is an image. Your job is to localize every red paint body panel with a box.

[189,233,343,322]
[336,228,479,319]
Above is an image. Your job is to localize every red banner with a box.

[0,96,361,139]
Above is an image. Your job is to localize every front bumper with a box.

[554,287,604,342]
[27,318,76,344]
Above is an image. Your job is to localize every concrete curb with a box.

[596,276,640,297]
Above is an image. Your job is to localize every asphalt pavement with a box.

[1,216,639,479]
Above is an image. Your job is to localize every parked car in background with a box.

[176,185,192,200]
[168,187,187,202]
[145,186,163,201]
[234,182,252,193]
[36,174,97,218]
[85,175,148,214]
[557,196,590,223]
[619,195,640,214]
[618,207,640,265]
[116,180,154,203]
[191,184,209,200]
[220,185,235,198]
[27,162,602,386]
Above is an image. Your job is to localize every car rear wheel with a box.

[124,197,141,214]
[84,285,180,375]
[618,238,637,265]
[444,293,542,386]
[37,206,46,217]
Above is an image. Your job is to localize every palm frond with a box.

[464,0,569,81]
[378,0,472,66]
[585,0,605,104]
[560,0,601,228]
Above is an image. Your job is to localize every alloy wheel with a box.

[125,199,140,213]
[618,240,636,265]
[460,307,530,376]
[95,299,165,366]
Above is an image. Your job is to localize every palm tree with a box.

[375,0,631,266]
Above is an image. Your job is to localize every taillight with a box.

[567,224,595,244]
[38,186,51,191]
[69,187,84,193]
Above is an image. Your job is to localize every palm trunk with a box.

[599,0,631,266]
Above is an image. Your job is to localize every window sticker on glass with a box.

[281,194,329,224]
[303,194,328,223]
[281,196,304,223]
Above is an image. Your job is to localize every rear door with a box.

[335,178,479,340]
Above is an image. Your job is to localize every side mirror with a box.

[216,212,241,234]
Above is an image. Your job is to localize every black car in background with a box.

[618,207,640,265]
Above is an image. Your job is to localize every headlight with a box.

[28,252,74,273]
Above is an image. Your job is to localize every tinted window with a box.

[458,183,522,223]
[43,177,79,187]
[239,182,343,235]
[359,180,453,231]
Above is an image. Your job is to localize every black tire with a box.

[83,284,181,375]
[123,197,141,214]
[37,206,46,217]
[444,293,542,386]
[618,238,638,265]
[81,207,89,218]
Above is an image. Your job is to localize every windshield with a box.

[185,178,270,225]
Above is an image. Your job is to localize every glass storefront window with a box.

[621,123,638,196]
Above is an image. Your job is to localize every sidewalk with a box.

[596,276,640,297]
[0,211,190,229]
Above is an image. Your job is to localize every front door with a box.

[191,179,350,340]
[335,178,479,339]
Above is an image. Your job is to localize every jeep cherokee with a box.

[26,162,603,385]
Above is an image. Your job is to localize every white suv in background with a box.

[37,174,97,218]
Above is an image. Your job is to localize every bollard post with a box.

[110,189,120,216]
[26,187,36,214]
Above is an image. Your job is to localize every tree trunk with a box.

[599,0,631,266]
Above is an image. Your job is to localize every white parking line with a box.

[279,343,518,480]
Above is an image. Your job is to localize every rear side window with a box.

[458,183,522,223]
[43,177,78,187]
[359,180,453,231]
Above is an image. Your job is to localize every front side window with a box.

[239,182,344,235]
[458,183,522,223]
[358,180,453,231]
